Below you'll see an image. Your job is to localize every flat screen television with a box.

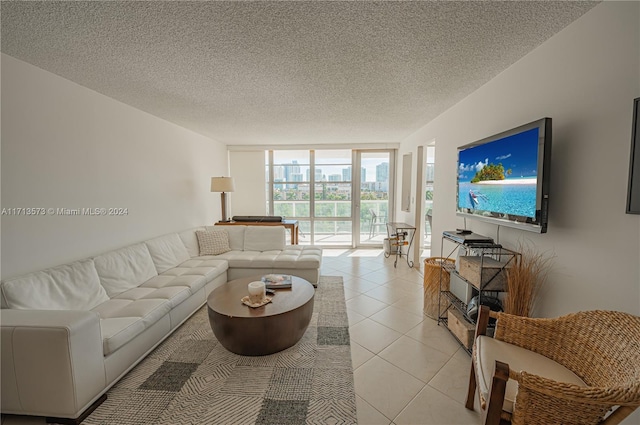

[456,118,552,233]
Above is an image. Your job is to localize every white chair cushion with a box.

[1,259,109,310]
[145,233,190,274]
[196,230,231,255]
[244,226,286,251]
[94,243,158,297]
[475,335,586,413]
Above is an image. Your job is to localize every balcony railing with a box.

[271,200,432,246]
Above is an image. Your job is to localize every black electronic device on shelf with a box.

[442,230,494,245]
[465,242,502,249]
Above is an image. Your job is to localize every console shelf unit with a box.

[437,231,520,353]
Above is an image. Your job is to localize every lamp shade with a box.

[211,177,235,193]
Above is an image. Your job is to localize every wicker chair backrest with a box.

[493,310,640,398]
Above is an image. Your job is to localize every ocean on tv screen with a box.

[459,181,536,218]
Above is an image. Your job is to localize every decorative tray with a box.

[241,295,273,308]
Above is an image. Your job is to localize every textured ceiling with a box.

[1,1,598,146]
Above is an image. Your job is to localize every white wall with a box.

[229,151,267,216]
[1,54,229,278]
[398,2,640,318]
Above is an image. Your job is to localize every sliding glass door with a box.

[313,150,353,245]
[267,149,394,247]
[355,150,394,247]
[267,150,352,246]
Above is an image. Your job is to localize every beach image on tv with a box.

[458,127,540,219]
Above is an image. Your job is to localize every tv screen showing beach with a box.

[458,127,540,219]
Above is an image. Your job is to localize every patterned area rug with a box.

[84,275,356,425]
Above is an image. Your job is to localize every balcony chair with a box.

[368,208,387,238]
[466,306,640,425]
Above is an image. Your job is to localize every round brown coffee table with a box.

[207,275,315,356]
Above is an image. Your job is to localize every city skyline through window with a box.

[266,150,393,246]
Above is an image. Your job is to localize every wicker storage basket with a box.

[423,257,455,319]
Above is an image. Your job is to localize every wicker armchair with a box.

[466,306,640,425]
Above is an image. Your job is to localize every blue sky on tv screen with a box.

[458,127,539,182]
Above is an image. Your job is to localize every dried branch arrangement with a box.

[504,242,555,317]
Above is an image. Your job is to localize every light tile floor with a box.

[2,248,482,425]
[321,248,482,425]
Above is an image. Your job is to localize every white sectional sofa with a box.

[0,225,321,423]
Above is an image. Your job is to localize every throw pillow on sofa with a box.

[196,230,231,255]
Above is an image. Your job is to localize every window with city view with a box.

[266,150,393,246]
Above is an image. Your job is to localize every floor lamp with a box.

[211,177,235,222]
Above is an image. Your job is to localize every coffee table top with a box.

[207,275,314,318]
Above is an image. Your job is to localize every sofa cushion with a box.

[244,226,286,251]
[140,259,227,295]
[206,226,245,250]
[142,274,207,294]
[97,283,188,355]
[112,286,192,308]
[226,251,279,268]
[165,258,227,285]
[93,298,170,325]
[226,226,246,250]
[92,297,172,353]
[210,250,256,267]
[179,258,229,270]
[475,335,586,413]
[145,233,191,274]
[178,227,205,257]
[274,247,323,269]
[1,259,109,310]
[196,230,231,255]
[94,243,158,297]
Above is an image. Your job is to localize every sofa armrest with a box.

[1,309,106,418]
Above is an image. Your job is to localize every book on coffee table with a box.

[261,274,292,289]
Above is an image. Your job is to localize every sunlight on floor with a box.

[347,249,385,257]
[320,249,352,257]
